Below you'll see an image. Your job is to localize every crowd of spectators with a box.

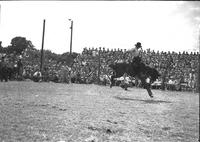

[21,48,72,83]
[73,47,199,92]
[0,46,199,92]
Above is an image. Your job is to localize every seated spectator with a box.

[33,69,42,82]
[166,77,176,91]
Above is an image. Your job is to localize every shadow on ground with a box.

[114,96,171,104]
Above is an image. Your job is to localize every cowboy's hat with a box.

[135,42,142,48]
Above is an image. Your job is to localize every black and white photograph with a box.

[0,1,199,142]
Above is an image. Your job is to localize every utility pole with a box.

[69,19,73,55]
[40,19,45,72]
[198,25,200,93]
[98,49,101,84]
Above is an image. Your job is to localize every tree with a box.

[10,36,34,55]
[0,41,6,53]
[0,41,3,53]
[54,52,78,67]
[44,50,58,61]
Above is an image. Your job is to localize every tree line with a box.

[0,36,78,64]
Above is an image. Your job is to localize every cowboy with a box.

[129,42,143,60]
[128,42,144,74]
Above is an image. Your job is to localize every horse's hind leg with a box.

[146,86,153,98]
[142,80,153,98]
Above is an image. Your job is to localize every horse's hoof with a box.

[150,95,153,98]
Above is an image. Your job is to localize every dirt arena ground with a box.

[0,81,199,142]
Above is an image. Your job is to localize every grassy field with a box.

[0,81,199,142]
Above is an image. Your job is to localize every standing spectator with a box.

[17,58,23,80]
[0,56,8,82]
[161,70,167,90]
[189,69,196,92]
[7,58,15,80]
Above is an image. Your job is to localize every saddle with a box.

[130,57,145,73]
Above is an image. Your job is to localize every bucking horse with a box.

[109,57,160,98]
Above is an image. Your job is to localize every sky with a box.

[0,1,200,54]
